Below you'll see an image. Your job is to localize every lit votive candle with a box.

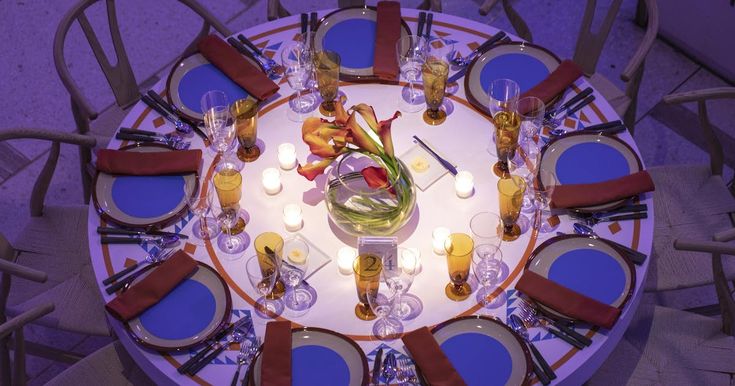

[278,143,297,170]
[262,168,281,195]
[283,204,303,231]
[432,227,451,255]
[337,247,357,275]
[454,170,474,198]
[401,248,422,274]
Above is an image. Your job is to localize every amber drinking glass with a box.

[213,163,246,236]
[444,233,474,301]
[498,175,527,241]
[488,79,521,177]
[254,232,286,300]
[422,38,453,125]
[353,253,383,321]
[230,99,260,162]
[313,50,341,117]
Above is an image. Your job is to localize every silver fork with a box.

[104,248,176,294]
[451,32,509,67]
[231,337,261,386]
[517,301,587,349]
[237,34,282,76]
[240,337,261,386]
[396,357,419,385]
[545,94,596,131]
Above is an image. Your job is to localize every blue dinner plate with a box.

[126,261,232,351]
[465,42,561,116]
[93,144,197,228]
[250,327,368,386]
[526,235,635,321]
[538,132,642,212]
[166,53,261,122]
[313,6,411,80]
[432,316,532,386]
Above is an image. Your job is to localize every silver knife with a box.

[177,314,252,374]
[371,347,384,385]
[412,136,458,175]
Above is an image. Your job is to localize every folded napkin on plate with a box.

[519,59,583,110]
[105,250,197,321]
[372,1,402,81]
[402,327,468,386]
[261,321,292,386]
[96,149,202,175]
[197,34,279,101]
[516,270,620,329]
[550,170,655,209]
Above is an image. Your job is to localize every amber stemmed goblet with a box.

[230,98,260,162]
[444,233,474,301]
[488,79,521,177]
[422,38,454,125]
[313,50,341,117]
[498,175,527,241]
[254,232,286,300]
[353,253,383,321]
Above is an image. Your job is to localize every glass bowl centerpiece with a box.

[297,99,416,236]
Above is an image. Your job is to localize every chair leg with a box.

[70,97,92,204]
[1,336,10,386]
[7,339,83,365]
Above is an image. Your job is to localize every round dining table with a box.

[87,8,654,386]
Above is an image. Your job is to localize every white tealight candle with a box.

[262,168,281,195]
[432,227,451,255]
[454,170,474,198]
[278,143,297,170]
[282,204,303,231]
[401,248,422,274]
[337,247,357,275]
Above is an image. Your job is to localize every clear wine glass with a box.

[245,254,284,319]
[534,169,559,233]
[184,178,220,244]
[280,235,312,311]
[517,96,545,153]
[384,248,420,320]
[281,40,316,122]
[201,90,235,157]
[367,279,402,341]
[472,243,505,309]
[396,35,428,113]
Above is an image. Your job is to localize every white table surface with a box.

[87,8,654,386]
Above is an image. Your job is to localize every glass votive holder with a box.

[283,204,303,232]
[454,170,474,198]
[337,247,357,275]
[432,227,451,255]
[278,143,297,170]
[262,168,282,195]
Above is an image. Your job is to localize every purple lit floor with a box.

[0,0,733,384]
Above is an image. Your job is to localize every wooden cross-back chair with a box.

[267,0,443,21]
[53,0,231,203]
[479,0,659,135]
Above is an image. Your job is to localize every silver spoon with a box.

[381,352,397,385]
[572,223,647,264]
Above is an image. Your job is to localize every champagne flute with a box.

[488,79,520,176]
[211,180,247,256]
[534,169,559,233]
[498,175,526,241]
[184,178,219,244]
[396,35,428,113]
[281,40,316,122]
[245,254,284,319]
[422,38,454,125]
[518,96,545,154]
[313,50,341,117]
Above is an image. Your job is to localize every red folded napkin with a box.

[520,59,583,110]
[550,170,655,209]
[197,34,279,101]
[516,270,621,329]
[105,250,197,321]
[261,321,292,386]
[96,149,202,175]
[402,327,468,386]
[372,1,402,81]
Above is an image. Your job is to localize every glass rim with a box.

[469,211,503,241]
[444,233,474,256]
[254,231,284,254]
[245,254,276,278]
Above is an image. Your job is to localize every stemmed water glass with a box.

[281,40,316,122]
[245,254,284,319]
[518,96,545,154]
[184,178,219,244]
[201,90,235,159]
[280,235,312,311]
[472,244,505,309]
[210,181,247,256]
[367,279,402,341]
[533,169,559,233]
[470,211,503,248]
[384,248,420,321]
[396,35,428,113]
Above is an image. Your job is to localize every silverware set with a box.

[372,352,423,386]
[139,91,208,141]
[177,315,255,376]
[517,298,593,348]
[570,203,648,227]
[115,127,190,150]
[396,357,421,385]
[416,11,433,39]
[545,87,595,131]
[235,33,283,76]
[447,32,511,83]
[231,336,261,386]
[300,12,319,47]
[508,314,554,385]
[548,119,627,139]
[102,248,175,294]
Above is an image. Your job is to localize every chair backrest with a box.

[572,0,624,75]
[478,0,533,42]
[0,129,96,217]
[267,0,443,21]
[53,0,232,126]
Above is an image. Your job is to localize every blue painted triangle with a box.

[225,357,236,365]
[212,358,224,364]
[267,41,282,51]
[542,331,554,340]
[531,332,542,342]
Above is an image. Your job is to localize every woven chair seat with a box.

[47,341,154,386]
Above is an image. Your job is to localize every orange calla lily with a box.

[301,117,349,158]
[377,111,401,158]
[345,110,381,154]
[297,157,336,181]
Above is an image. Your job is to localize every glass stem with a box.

[198,213,207,236]
[225,224,233,249]
[295,89,303,111]
[395,292,403,315]
[408,79,415,104]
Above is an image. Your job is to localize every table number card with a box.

[357,236,398,272]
